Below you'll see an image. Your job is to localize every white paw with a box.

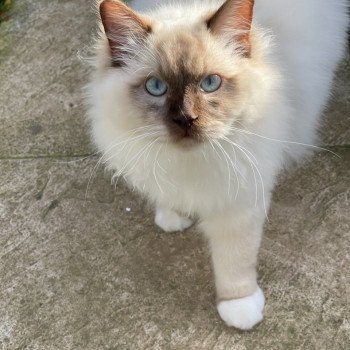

[155,208,193,232]
[217,287,265,330]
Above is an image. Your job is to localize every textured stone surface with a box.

[0,0,94,158]
[0,1,349,349]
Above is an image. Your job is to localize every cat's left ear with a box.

[207,0,254,58]
[99,0,152,67]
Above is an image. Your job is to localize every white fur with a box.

[89,0,348,218]
[155,207,193,232]
[217,287,265,330]
[88,0,348,328]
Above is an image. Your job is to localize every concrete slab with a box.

[0,0,95,158]
[0,0,349,349]
[0,152,349,349]
[321,56,350,146]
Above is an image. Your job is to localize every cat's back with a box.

[254,0,348,149]
[255,0,348,65]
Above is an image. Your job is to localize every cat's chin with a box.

[171,136,204,150]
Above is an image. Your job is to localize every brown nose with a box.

[172,115,194,129]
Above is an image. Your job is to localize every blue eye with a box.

[145,77,168,96]
[200,74,222,93]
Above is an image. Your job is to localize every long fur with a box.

[86,0,348,328]
[88,0,347,216]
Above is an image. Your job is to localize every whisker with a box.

[228,126,341,159]
[102,131,160,165]
[124,137,159,175]
[84,126,158,201]
[222,137,258,207]
[153,143,164,194]
[229,140,269,221]
[85,129,147,197]
[209,139,223,161]
[214,140,232,196]
[221,137,252,180]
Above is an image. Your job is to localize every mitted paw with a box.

[155,208,193,232]
[217,288,265,330]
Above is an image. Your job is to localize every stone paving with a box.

[0,1,349,349]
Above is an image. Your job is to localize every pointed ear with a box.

[207,0,254,57]
[99,0,152,67]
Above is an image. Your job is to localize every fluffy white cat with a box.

[87,0,348,329]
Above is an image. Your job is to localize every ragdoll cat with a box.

[87,0,348,330]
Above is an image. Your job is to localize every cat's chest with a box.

[123,141,264,215]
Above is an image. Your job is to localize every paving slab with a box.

[0,1,349,349]
[0,151,349,350]
[321,56,350,146]
[0,0,95,158]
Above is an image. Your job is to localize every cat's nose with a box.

[172,115,195,129]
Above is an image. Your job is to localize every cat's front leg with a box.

[155,206,193,232]
[201,209,265,330]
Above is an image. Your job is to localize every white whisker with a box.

[153,144,164,194]
[84,126,158,200]
[230,139,269,221]
[214,139,239,198]
[222,137,258,207]
[229,126,341,159]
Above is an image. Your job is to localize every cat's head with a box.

[98,0,268,147]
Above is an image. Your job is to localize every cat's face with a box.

[129,30,243,146]
[99,0,254,147]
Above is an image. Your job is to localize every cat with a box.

[86,0,348,330]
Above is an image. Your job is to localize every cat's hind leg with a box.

[155,206,193,232]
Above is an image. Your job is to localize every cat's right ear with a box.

[99,0,152,67]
